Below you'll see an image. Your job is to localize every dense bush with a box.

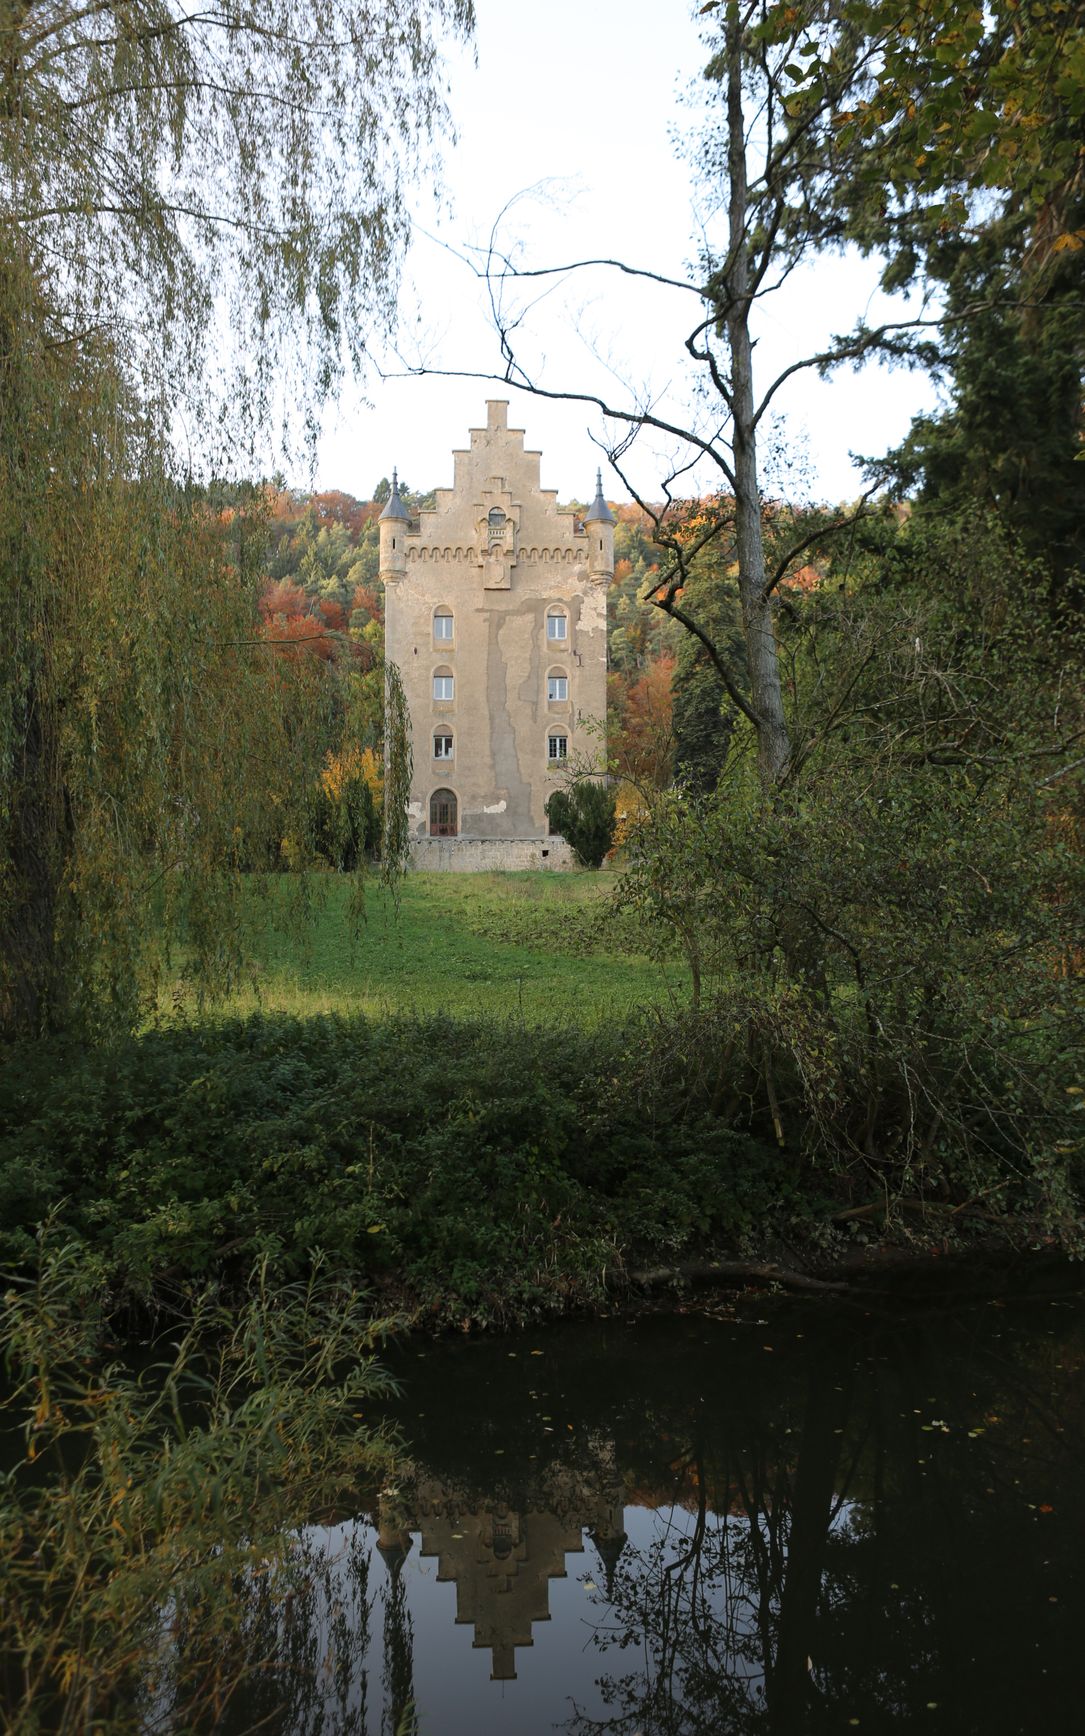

[546,780,618,868]
[618,516,1085,1238]
[0,1013,782,1323]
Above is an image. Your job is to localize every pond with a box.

[210,1286,1085,1736]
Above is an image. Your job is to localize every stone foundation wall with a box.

[408,835,578,872]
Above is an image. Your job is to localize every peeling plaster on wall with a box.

[485,609,533,836]
[516,597,545,719]
[483,800,508,814]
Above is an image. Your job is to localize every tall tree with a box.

[421,1,888,788]
[0,1,474,1038]
[773,0,1085,591]
[3,1,473,440]
[422,2,1081,774]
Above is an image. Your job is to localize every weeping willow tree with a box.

[0,2,473,1038]
[2,1,474,432]
[0,256,342,1035]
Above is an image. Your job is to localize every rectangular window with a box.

[547,676,568,701]
[548,735,568,761]
[433,735,453,759]
[434,614,453,640]
[433,675,454,701]
[547,615,567,641]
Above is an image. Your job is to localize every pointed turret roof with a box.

[379,468,409,521]
[589,1525,628,1598]
[584,469,616,525]
[376,1531,414,1583]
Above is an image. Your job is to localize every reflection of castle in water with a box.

[377,1448,628,1681]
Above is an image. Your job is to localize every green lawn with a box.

[164,870,688,1025]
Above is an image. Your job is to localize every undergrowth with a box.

[0,1011,784,1326]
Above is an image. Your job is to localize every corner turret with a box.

[379,468,409,582]
[585,469,615,581]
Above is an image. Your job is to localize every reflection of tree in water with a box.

[191,1526,374,1735]
[561,1370,852,1736]
[562,1312,1085,1736]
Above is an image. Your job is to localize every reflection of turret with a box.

[376,1526,414,1584]
[380,1518,418,1736]
[588,1523,628,1600]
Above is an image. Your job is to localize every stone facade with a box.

[381,401,611,849]
[407,835,578,872]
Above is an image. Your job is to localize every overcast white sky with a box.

[312,0,939,507]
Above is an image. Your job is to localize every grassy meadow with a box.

[163,868,688,1025]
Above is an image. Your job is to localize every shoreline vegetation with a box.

[2,866,1082,1334]
[3,1006,1080,1337]
[2,868,1080,1730]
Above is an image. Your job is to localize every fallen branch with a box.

[629,1237,1073,1301]
[833,1186,1011,1227]
[630,1259,847,1295]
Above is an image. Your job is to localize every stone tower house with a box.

[381,401,612,866]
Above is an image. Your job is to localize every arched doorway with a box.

[430,788,458,837]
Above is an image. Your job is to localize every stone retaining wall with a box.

[408,835,578,872]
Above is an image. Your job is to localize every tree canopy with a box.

[0,2,473,1038]
[3,0,474,446]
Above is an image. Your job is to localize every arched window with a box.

[487,507,507,529]
[547,732,568,763]
[433,731,454,761]
[433,607,454,643]
[430,789,457,836]
[546,608,568,643]
[547,669,568,703]
[433,666,454,702]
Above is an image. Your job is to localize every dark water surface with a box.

[226,1289,1085,1735]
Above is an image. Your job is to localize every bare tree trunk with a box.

[725,3,790,788]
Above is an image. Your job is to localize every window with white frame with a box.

[433,733,454,760]
[433,609,453,641]
[546,609,568,642]
[433,670,454,701]
[548,733,568,762]
[547,673,568,702]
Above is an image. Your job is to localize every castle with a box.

[380,401,612,869]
